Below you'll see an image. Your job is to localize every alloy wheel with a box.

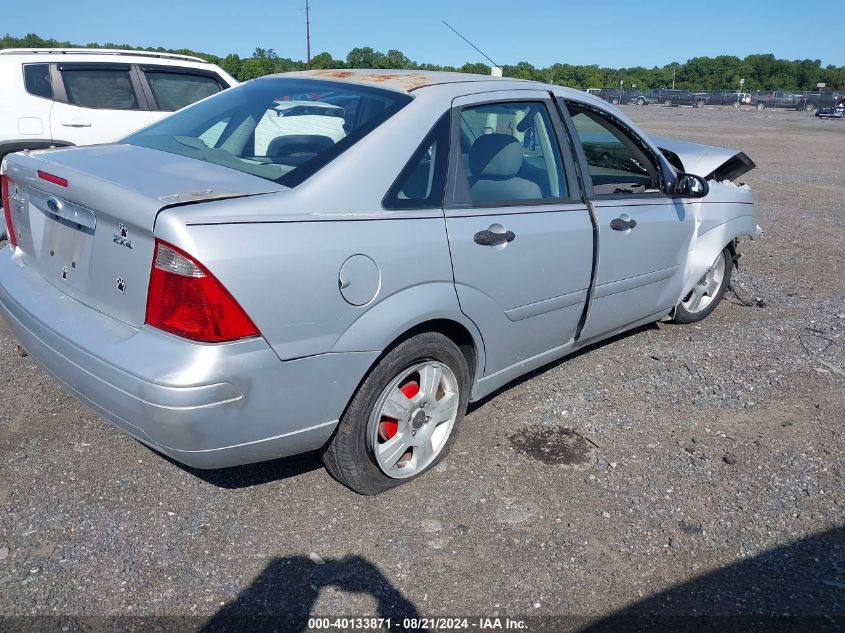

[367,361,460,479]
[681,252,727,314]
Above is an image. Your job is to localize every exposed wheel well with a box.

[391,319,478,380]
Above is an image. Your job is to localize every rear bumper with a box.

[0,247,378,468]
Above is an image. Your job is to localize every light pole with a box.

[305,0,311,70]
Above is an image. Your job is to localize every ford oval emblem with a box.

[46,197,61,213]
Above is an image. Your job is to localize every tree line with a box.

[3,32,843,91]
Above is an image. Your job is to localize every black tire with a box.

[322,332,470,495]
[611,98,620,105]
[804,103,816,112]
[756,102,766,111]
[637,97,647,106]
[695,99,706,109]
[664,99,673,107]
[673,247,733,324]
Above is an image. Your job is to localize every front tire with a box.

[804,103,816,112]
[756,102,766,111]
[673,248,733,324]
[322,332,470,495]
[664,99,673,107]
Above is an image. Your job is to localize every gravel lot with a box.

[0,106,843,631]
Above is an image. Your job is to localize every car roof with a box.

[0,48,210,64]
[265,69,602,105]
[277,69,540,93]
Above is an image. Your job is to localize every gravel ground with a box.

[0,106,843,631]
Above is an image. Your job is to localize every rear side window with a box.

[383,114,449,210]
[124,78,411,187]
[144,71,222,111]
[458,101,568,205]
[61,67,140,110]
[23,64,53,99]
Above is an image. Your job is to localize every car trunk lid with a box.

[1,144,285,328]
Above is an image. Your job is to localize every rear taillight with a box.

[145,240,260,343]
[1,175,18,247]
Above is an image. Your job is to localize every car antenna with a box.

[441,20,502,76]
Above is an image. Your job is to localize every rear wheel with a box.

[611,98,620,105]
[322,332,469,495]
[695,99,706,108]
[664,99,673,107]
[637,97,647,106]
[756,102,766,111]
[804,103,816,112]
[673,248,733,324]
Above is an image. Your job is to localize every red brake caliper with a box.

[379,380,419,441]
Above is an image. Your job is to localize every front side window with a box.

[567,106,661,195]
[61,67,140,110]
[144,71,222,112]
[458,101,567,205]
[124,78,411,186]
[23,63,53,99]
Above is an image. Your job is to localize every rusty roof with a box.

[275,69,526,93]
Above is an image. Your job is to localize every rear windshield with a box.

[123,78,411,187]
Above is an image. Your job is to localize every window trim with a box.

[382,113,450,211]
[21,63,54,101]
[138,65,226,112]
[559,98,670,201]
[445,96,582,210]
[53,62,148,111]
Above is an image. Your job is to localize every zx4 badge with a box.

[113,223,133,249]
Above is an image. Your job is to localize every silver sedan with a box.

[0,70,760,494]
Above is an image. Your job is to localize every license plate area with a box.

[26,190,96,292]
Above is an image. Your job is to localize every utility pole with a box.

[305,0,311,70]
[672,65,676,90]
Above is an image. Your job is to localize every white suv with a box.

[0,48,237,163]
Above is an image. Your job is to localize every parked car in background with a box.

[653,89,709,108]
[0,70,760,494]
[796,91,844,112]
[706,90,752,106]
[622,89,650,106]
[752,91,801,110]
[586,88,623,105]
[0,48,237,165]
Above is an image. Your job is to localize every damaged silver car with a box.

[0,70,760,494]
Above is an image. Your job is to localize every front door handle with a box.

[610,216,637,231]
[474,228,516,246]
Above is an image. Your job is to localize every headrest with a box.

[469,134,522,179]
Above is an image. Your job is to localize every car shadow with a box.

[202,554,426,633]
[159,449,325,490]
[580,527,845,633]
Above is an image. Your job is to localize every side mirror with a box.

[673,172,710,198]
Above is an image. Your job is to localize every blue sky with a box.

[5,0,843,68]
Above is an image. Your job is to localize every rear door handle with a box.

[610,217,637,231]
[61,118,91,128]
[474,228,516,246]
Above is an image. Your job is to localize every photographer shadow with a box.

[203,554,426,633]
